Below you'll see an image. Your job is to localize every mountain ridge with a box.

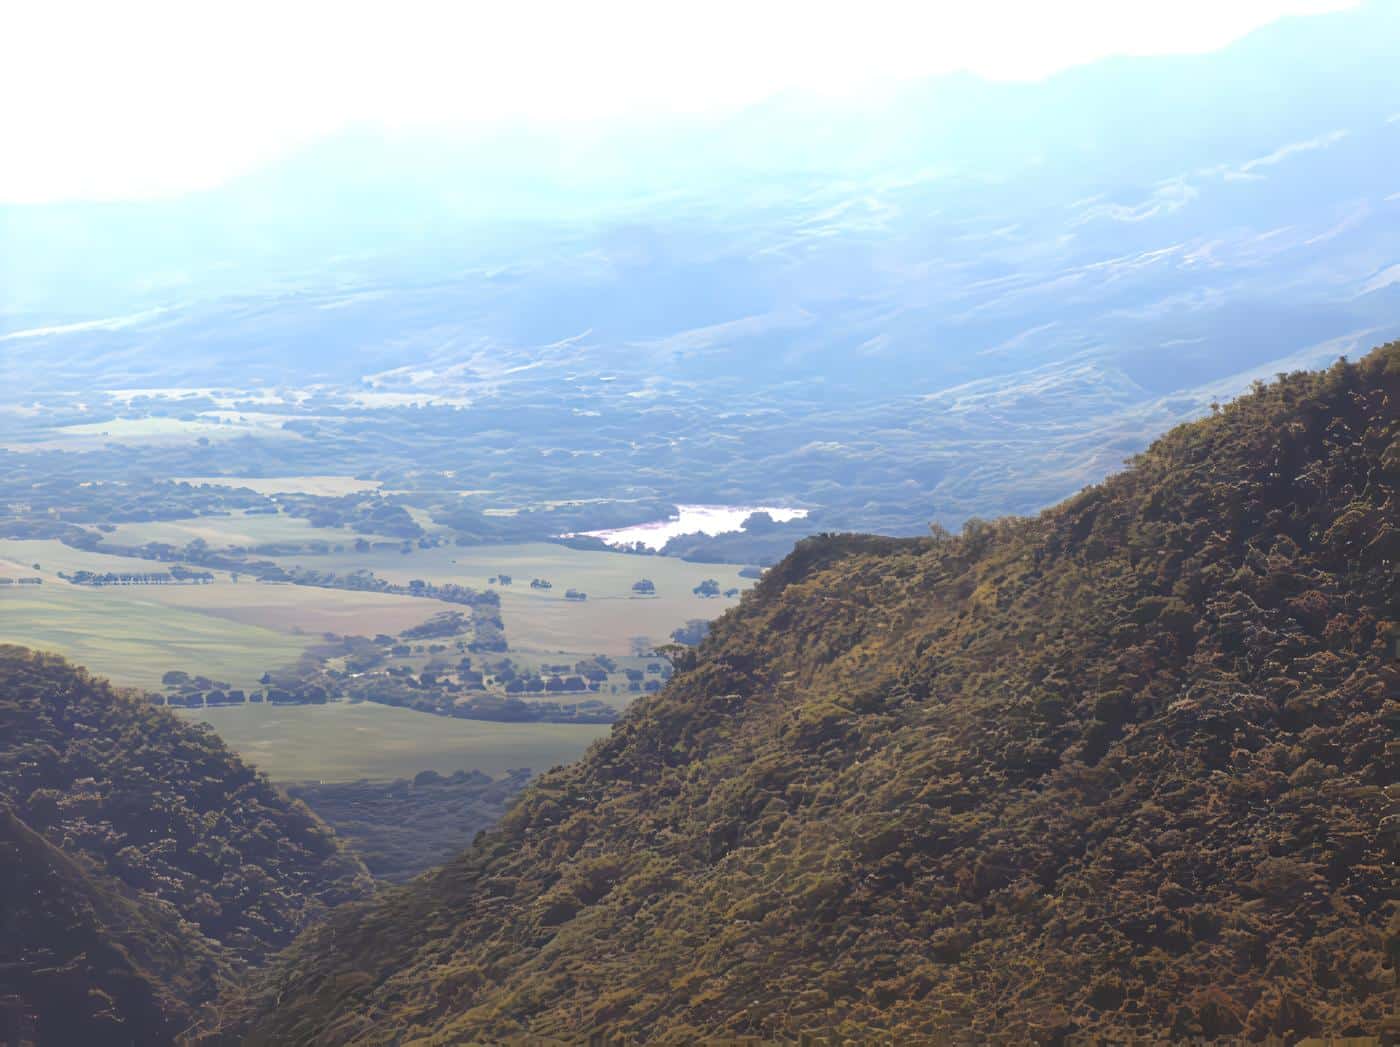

[217,344,1398,1043]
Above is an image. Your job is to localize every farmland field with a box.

[0,534,750,691]
[268,541,754,655]
[0,537,455,686]
[177,700,611,781]
[0,581,307,691]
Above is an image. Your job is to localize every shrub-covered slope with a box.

[0,805,230,1046]
[0,647,373,1033]
[228,348,1398,1044]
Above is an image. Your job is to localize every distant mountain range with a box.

[2,1,1397,535]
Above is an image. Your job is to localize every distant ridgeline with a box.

[215,346,1398,1044]
[0,646,373,1046]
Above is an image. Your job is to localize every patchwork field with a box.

[177,701,611,782]
[0,538,455,687]
[0,534,748,697]
[269,541,753,656]
[0,582,307,691]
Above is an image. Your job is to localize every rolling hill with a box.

[217,345,1397,1043]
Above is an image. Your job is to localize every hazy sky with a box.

[2,0,1358,204]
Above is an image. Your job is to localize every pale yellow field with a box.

[269,542,751,656]
[0,538,455,632]
[177,475,383,497]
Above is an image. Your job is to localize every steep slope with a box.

[0,648,374,1035]
[226,347,1398,1044]
[0,805,230,1046]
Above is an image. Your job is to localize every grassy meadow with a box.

[177,700,611,781]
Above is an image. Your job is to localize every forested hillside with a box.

[222,346,1398,1044]
[0,806,229,1045]
[0,647,373,1040]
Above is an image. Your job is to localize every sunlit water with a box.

[568,504,808,551]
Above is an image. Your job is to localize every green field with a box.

[177,701,611,782]
[0,537,195,577]
[0,538,453,689]
[0,582,307,691]
[269,541,752,656]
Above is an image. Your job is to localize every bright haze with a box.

[0,0,1396,538]
[2,0,1360,202]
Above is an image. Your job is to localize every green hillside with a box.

[218,347,1398,1043]
[0,805,228,1046]
[0,648,374,1038]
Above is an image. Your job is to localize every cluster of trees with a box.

[224,347,1399,1044]
[670,618,711,645]
[63,566,214,586]
[159,670,250,707]
[399,610,469,640]
[690,578,742,599]
[277,565,502,615]
[0,474,271,533]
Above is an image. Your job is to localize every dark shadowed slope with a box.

[0,805,228,1046]
[0,648,373,1039]
[224,346,1397,1044]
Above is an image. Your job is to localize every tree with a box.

[670,619,710,645]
